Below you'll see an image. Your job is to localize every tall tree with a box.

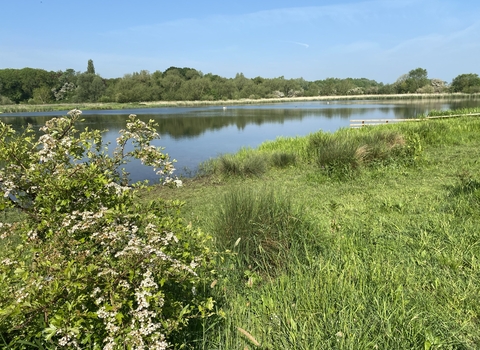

[87,59,95,74]
[395,68,429,93]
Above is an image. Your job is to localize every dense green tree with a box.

[110,71,161,102]
[161,69,185,100]
[59,68,78,84]
[395,68,429,93]
[263,76,305,98]
[232,73,264,99]
[394,74,409,94]
[317,78,343,96]
[304,81,320,96]
[0,94,13,105]
[87,59,95,74]
[335,79,355,95]
[352,78,379,94]
[0,68,57,103]
[252,76,265,85]
[0,69,22,102]
[378,83,396,94]
[75,73,106,102]
[207,75,236,100]
[281,78,304,97]
[177,77,212,100]
[163,66,201,80]
[32,86,53,104]
[450,73,480,93]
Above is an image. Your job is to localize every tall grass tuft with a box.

[307,128,420,177]
[213,154,268,177]
[212,187,304,272]
[242,154,268,177]
[218,155,242,176]
[307,131,364,177]
[270,152,296,168]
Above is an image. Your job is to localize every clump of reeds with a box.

[213,187,304,272]
[213,154,268,177]
[270,152,296,168]
[307,131,363,177]
[307,128,416,177]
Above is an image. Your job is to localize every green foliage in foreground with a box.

[149,110,480,349]
[0,111,215,349]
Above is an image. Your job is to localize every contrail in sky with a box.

[285,41,309,48]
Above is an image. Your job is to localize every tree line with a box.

[0,60,479,105]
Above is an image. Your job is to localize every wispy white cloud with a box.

[115,1,378,36]
[283,41,309,48]
[384,19,480,57]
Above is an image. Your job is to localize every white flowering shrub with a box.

[0,110,215,349]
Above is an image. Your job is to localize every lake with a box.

[1,98,479,183]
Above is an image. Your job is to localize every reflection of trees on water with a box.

[2,108,364,138]
[150,108,373,138]
[144,100,480,138]
[2,99,478,139]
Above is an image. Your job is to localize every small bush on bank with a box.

[0,95,13,105]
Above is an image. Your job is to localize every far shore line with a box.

[1,93,479,114]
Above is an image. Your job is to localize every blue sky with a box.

[1,0,479,84]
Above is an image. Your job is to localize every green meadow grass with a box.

[145,112,480,349]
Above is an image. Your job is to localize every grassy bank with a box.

[142,111,480,348]
[1,93,479,114]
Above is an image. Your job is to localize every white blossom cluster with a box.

[115,115,182,187]
[56,206,199,348]
[52,82,76,101]
[37,134,59,162]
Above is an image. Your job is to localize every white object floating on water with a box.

[223,106,227,110]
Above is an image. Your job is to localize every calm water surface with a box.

[2,99,479,183]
